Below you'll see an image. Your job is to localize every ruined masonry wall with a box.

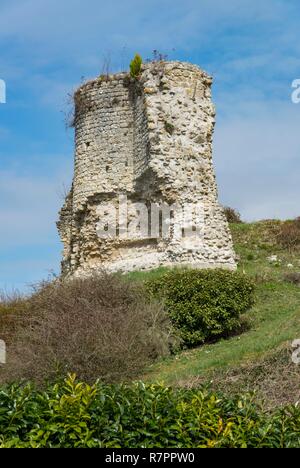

[58,61,236,275]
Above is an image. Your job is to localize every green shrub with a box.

[147,269,255,347]
[130,53,143,78]
[0,375,299,448]
[246,253,255,261]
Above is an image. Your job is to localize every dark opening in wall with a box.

[164,121,175,135]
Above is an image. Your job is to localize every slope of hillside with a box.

[139,221,300,408]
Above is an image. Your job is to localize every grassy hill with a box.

[1,219,300,447]
[1,220,299,409]
[129,221,300,409]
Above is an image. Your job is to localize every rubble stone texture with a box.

[58,61,236,276]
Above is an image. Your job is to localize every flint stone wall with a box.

[58,61,236,275]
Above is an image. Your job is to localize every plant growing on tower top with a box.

[130,53,143,78]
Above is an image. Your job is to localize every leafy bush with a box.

[0,374,299,448]
[223,206,242,224]
[0,273,174,385]
[147,269,255,347]
[130,53,143,78]
[277,218,300,251]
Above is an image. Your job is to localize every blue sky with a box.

[0,0,300,292]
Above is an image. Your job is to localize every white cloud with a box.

[214,100,300,221]
[0,157,73,292]
[0,160,72,248]
[0,0,296,59]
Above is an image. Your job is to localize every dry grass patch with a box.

[0,273,174,385]
[179,346,300,410]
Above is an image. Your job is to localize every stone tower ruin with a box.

[58,61,236,276]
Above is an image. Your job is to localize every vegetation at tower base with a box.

[147,269,255,347]
[0,269,253,385]
[0,273,175,385]
[0,374,299,448]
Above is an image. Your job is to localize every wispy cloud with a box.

[0,159,72,290]
[0,161,72,247]
[215,100,300,220]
